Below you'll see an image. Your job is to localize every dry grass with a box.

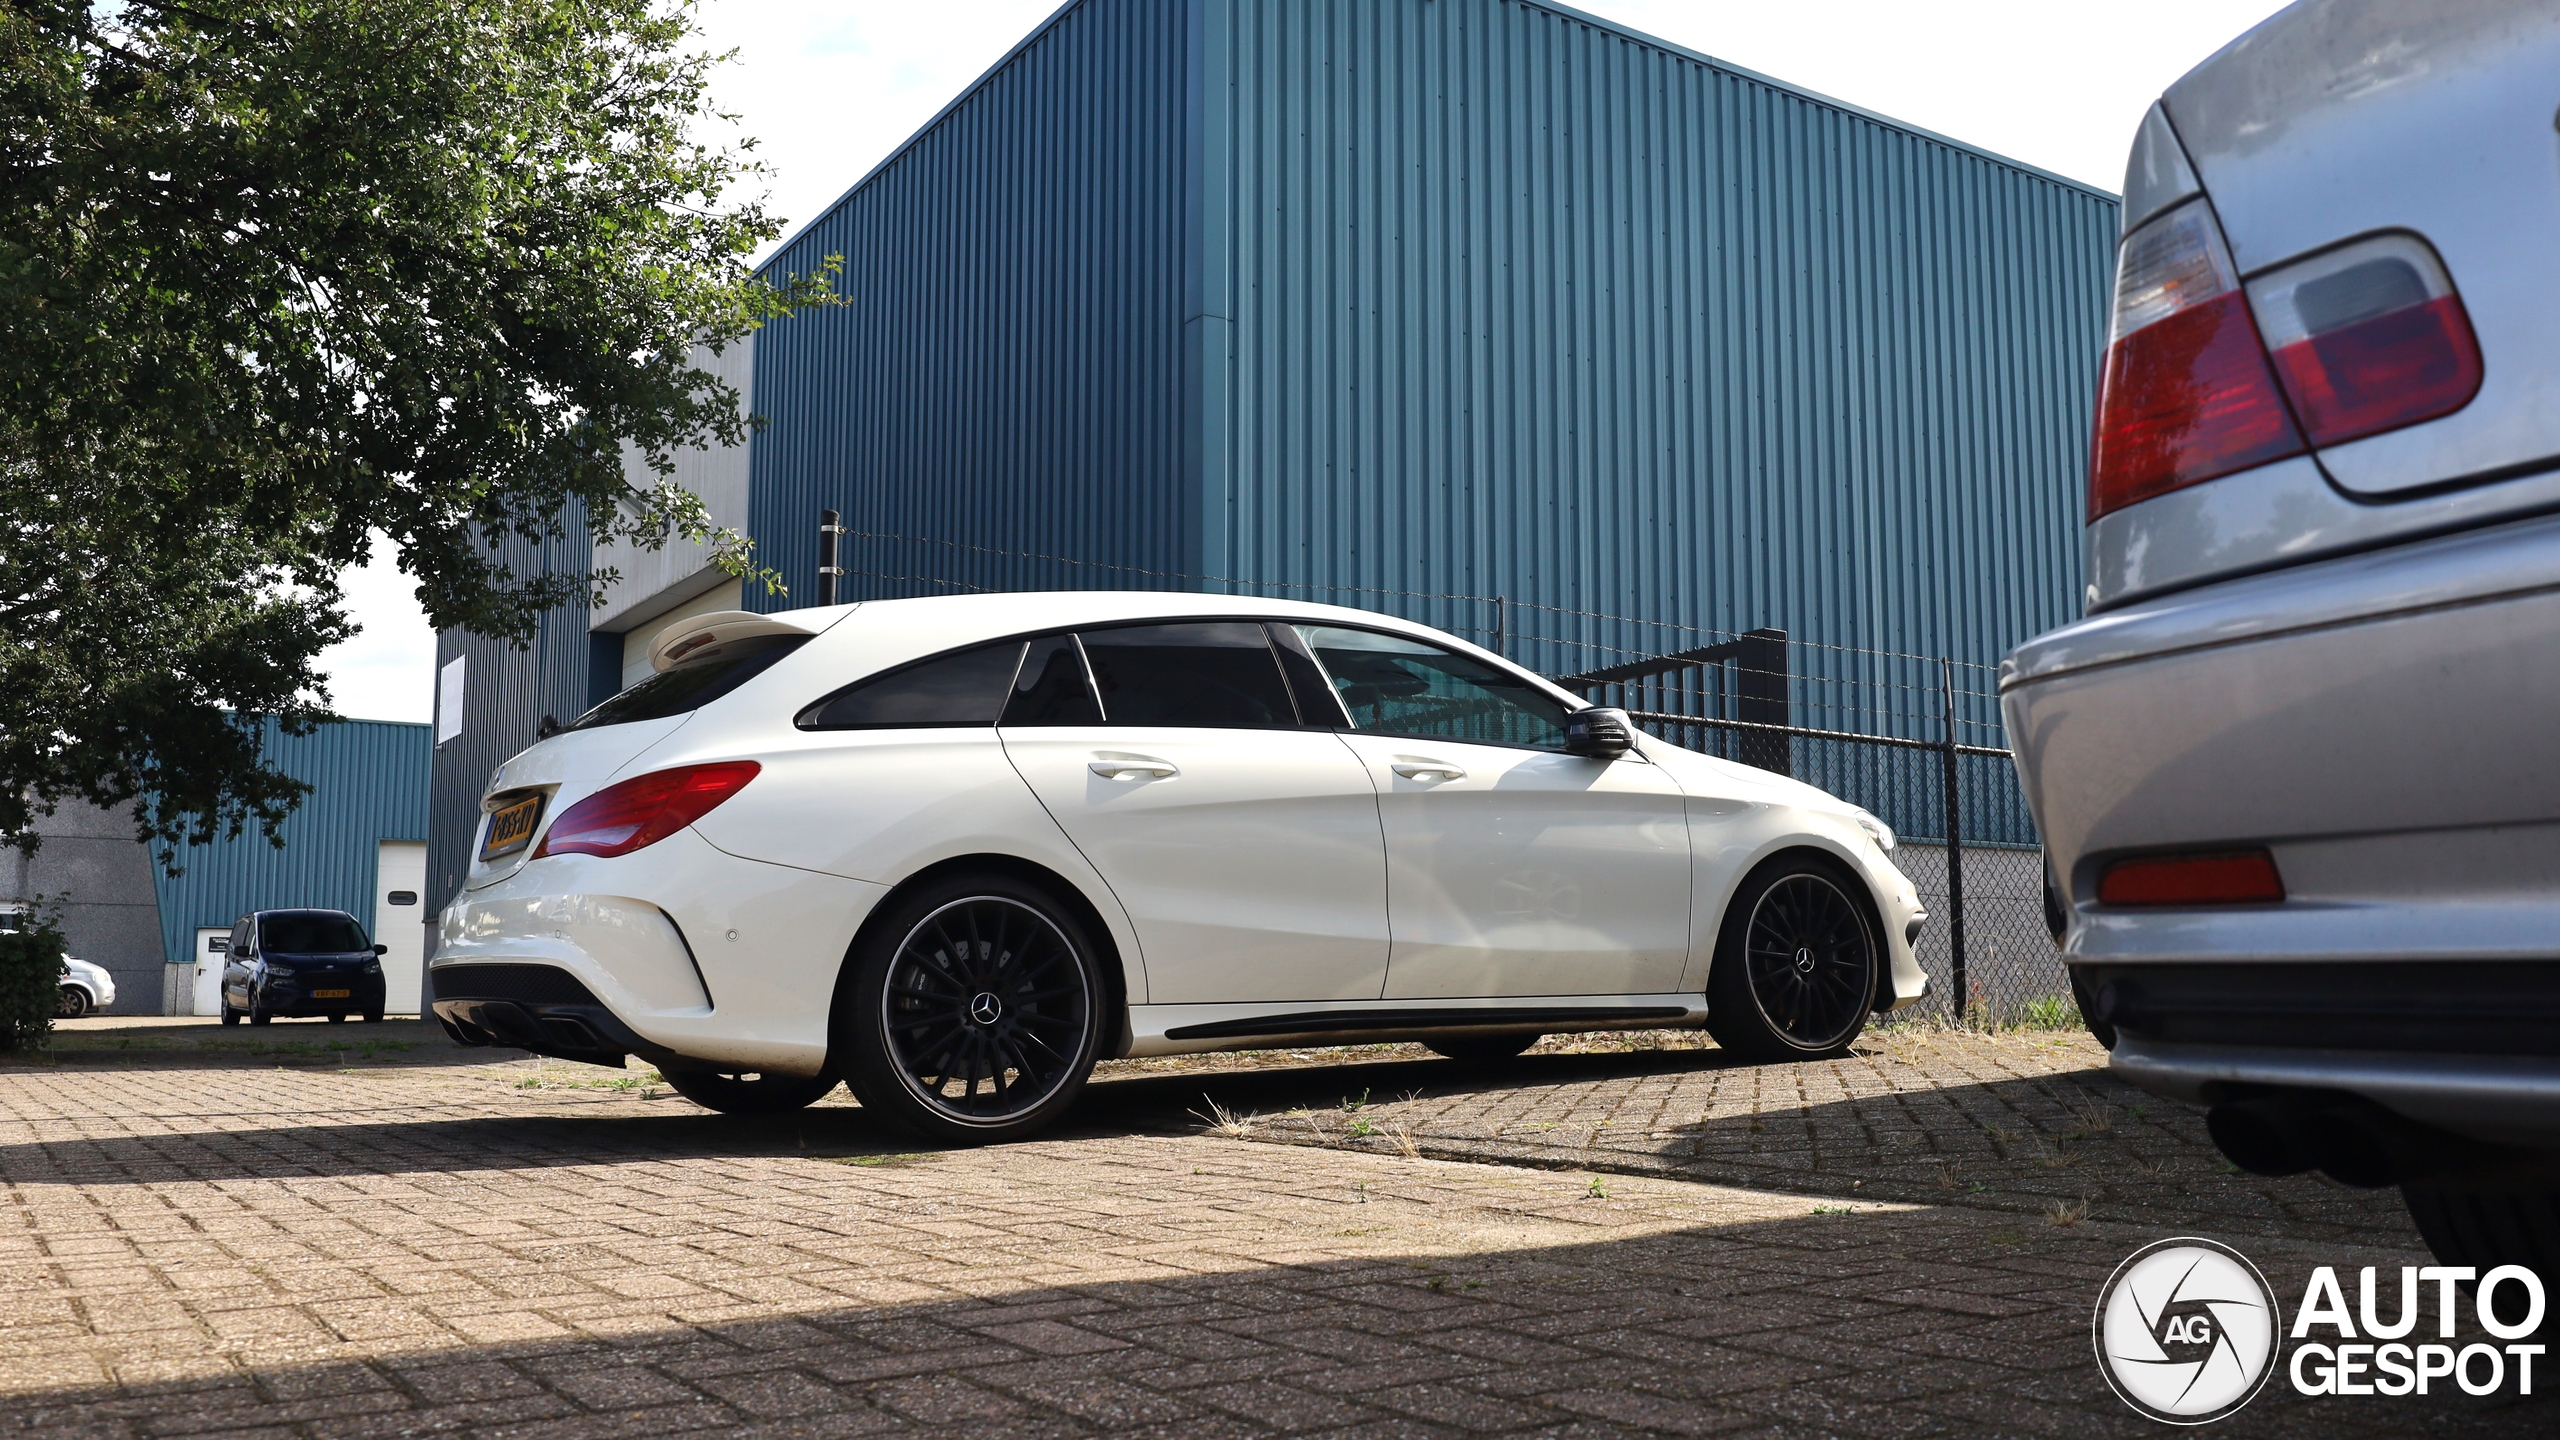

[2046,1197,2093,1227]
[1190,1096,1260,1139]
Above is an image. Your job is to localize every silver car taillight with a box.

[2245,232,2482,450]
[2087,199,2306,521]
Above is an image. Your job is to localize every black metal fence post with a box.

[1939,655,1968,1021]
[1735,628,1791,776]
[1492,595,1508,659]
[817,509,845,607]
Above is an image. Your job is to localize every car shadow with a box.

[0,1038,2419,1250]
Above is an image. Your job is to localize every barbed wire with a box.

[832,528,2013,679]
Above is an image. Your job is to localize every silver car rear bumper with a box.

[2112,1036,2560,1150]
[2005,508,2560,1138]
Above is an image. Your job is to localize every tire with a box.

[1427,1034,1539,1066]
[57,986,91,1019]
[221,1004,241,1027]
[2402,1173,2560,1335]
[327,1013,346,1024]
[1706,854,1881,1063]
[249,1004,271,1026]
[836,873,1106,1144]
[364,1011,384,1024]
[662,1067,840,1115]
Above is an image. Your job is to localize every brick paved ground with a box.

[2,1020,2549,1438]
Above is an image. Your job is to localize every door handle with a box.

[1391,757,1467,781]
[1089,754,1178,780]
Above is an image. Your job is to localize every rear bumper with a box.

[429,826,881,1077]
[2110,1035,2560,1151]
[430,963,681,1071]
[2008,510,2560,1148]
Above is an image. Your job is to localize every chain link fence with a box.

[1596,669,2068,1027]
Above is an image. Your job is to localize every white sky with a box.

[320,0,2288,722]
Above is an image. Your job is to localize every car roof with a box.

[732,590,1586,711]
[255,908,361,922]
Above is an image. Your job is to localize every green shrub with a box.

[0,918,67,1050]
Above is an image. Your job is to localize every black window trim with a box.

[798,615,1385,733]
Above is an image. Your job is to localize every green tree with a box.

[0,0,827,858]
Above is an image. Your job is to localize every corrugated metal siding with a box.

[440,0,2111,857]
[150,717,431,965]
[424,526,599,929]
[1210,0,2115,737]
[746,0,1196,608]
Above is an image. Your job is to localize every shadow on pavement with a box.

[3,1201,2533,1440]
[4,1018,520,1073]
[0,1037,2419,1249]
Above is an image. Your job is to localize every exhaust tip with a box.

[2205,1096,2316,1177]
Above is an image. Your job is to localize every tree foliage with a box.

[0,0,827,857]
[0,909,66,1051]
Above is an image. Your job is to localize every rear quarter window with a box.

[569,635,810,731]
[798,641,1027,729]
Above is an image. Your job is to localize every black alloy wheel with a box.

[1707,856,1880,1062]
[662,1068,841,1115]
[839,878,1103,1143]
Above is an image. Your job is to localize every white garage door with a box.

[374,841,428,1015]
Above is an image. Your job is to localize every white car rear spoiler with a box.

[647,609,836,674]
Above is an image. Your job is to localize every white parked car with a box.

[59,955,115,1017]
[2002,1,2560,1294]
[434,593,1925,1139]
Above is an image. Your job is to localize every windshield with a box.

[569,635,809,731]
[260,911,369,954]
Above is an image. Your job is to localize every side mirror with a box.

[1563,707,1634,760]
[373,943,390,956]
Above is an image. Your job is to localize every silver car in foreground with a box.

[2003,0,2560,1303]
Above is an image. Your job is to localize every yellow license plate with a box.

[311,989,352,999]
[481,793,545,861]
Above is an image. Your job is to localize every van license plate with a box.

[481,794,545,861]
[311,988,352,1000]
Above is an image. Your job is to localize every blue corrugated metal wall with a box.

[1203,0,2118,840]
[152,717,431,964]
[735,0,2114,845]
[1207,0,2113,725]
[748,0,1197,604]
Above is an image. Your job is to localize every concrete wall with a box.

[2,799,168,1015]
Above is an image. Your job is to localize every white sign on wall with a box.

[436,656,466,745]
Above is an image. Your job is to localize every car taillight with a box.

[533,762,760,859]
[2088,199,2305,521]
[2246,233,2481,449]
[2096,849,2284,907]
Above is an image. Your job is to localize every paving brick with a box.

[2,1023,2548,1439]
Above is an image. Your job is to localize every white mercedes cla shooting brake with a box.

[433,593,1924,1140]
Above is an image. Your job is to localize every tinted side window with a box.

[1296,626,1571,749]
[1002,634,1104,725]
[1082,622,1296,727]
[568,635,809,731]
[799,641,1026,729]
